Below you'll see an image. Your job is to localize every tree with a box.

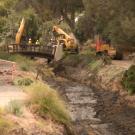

[22,7,41,42]
[78,0,135,47]
[16,0,84,30]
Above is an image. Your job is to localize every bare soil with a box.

[52,60,135,135]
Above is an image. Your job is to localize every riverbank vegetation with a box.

[0,109,13,135]
[122,65,135,95]
[13,76,71,124]
[25,82,71,124]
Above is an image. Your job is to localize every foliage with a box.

[122,65,135,95]
[0,107,13,134]
[36,62,54,80]
[25,82,71,124]
[77,0,135,47]
[62,49,96,67]
[0,52,36,71]
[21,7,42,43]
[0,117,12,135]
[14,77,33,86]
[6,100,23,116]
[16,0,83,30]
[0,0,20,45]
[0,52,11,60]
[9,54,36,71]
[88,59,104,72]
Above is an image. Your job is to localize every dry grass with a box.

[0,108,13,135]
[25,82,71,124]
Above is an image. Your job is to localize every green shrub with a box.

[62,49,95,67]
[14,77,33,86]
[35,62,54,80]
[89,59,104,71]
[62,54,81,67]
[25,82,71,124]
[0,53,35,71]
[6,100,23,116]
[0,52,11,60]
[9,55,35,71]
[122,65,135,95]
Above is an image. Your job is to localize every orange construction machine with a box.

[96,35,116,57]
[95,35,123,59]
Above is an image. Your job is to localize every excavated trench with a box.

[47,78,122,135]
[46,71,135,135]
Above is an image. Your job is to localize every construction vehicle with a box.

[95,35,123,59]
[52,26,79,53]
[15,18,25,45]
[12,18,64,61]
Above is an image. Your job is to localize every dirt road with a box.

[112,60,133,69]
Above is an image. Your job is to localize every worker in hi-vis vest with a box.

[28,38,32,45]
[36,40,40,45]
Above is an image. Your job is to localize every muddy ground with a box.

[47,60,135,135]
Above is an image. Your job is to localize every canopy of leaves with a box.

[19,0,84,29]
[77,0,135,48]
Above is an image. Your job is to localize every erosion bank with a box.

[52,59,135,135]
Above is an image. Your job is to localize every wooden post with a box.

[11,63,16,81]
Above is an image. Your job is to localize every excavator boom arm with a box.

[15,18,25,45]
[53,26,73,40]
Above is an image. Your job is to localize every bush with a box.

[0,117,12,135]
[62,49,95,67]
[14,77,33,86]
[122,65,135,95]
[0,52,11,60]
[25,82,71,124]
[35,61,54,80]
[89,59,104,72]
[6,100,23,116]
[0,53,35,71]
[62,54,81,67]
[0,108,13,135]
[9,55,35,71]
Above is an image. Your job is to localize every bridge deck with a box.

[1,44,56,59]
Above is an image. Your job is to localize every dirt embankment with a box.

[54,60,135,105]
[53,60,135,135]
[0,60,67,135]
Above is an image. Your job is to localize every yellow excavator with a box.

[15,18,25,45]
[52,26,79,53]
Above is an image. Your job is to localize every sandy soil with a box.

[112,60,133,69]
[0,85,27,108]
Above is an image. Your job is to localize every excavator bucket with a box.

[16,18,25,45]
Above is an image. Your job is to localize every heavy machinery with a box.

[15,18,25,45]
[11,18,64,61]
[52,26,79,53]
[95,35,123,59]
